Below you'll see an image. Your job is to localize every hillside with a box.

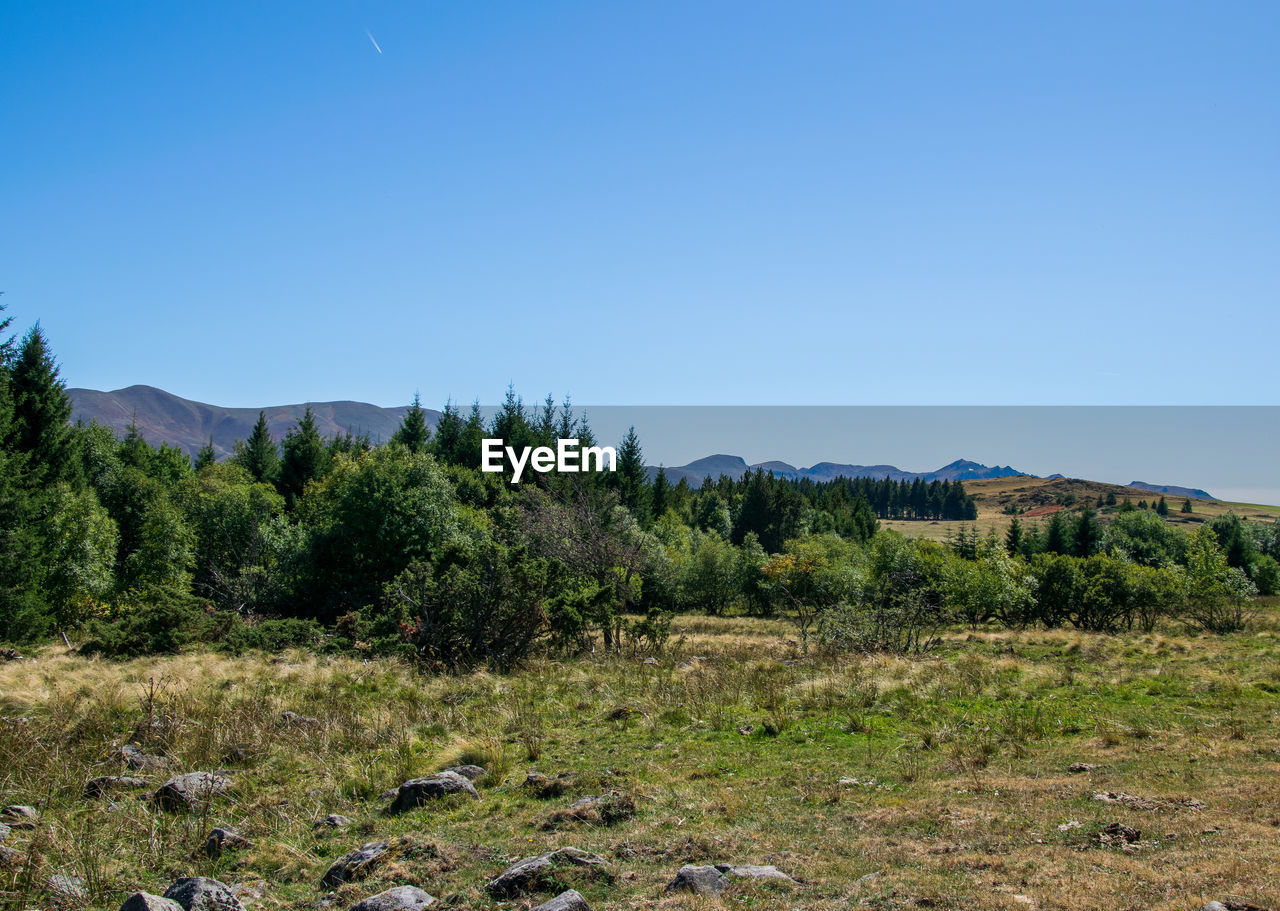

[647,456,1027,487]
[69,386,433,460]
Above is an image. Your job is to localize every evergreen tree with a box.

[9,323,74,484]
[234,411,279,484]
[1044,511,1070,554]
[1005,516,1023,555]
[1156,495,1170,516]
[651,466,670,519]
[1181,498,1193,514]
[194,437,217,471]
[428,400,464,464]
[392,393,431,453]
[279,406,329,507]
[1074,505,1104,557]
[612,426,649,522]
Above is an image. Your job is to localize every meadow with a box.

[2,608,1278,911]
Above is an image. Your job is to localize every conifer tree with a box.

[9,323,73,484]
[1156,495,1170,516]
[194,437,217,471]
[651,466,670,519]
[235,411,279,484]
[279,406,329,507]
[392,393,430,453]
[1181,498,1193,514]
[428,400,464,464]
[1074,505,1104,557]
[1005,515,1023,555]
[613,426,649,522]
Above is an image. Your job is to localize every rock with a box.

[1096,822,1141,845]
[202,827,252,857]
[313,814,353,831]
[387,771,478,813]
[122,745,170,771]
[1,805,37,828]
[0,648,22,661]
[666,865,730,895]
[120,893,185,911]
[523,772,575,799]
[347,886,436,911]
[0,845,22,867]
[440,764,486,782]
[1067,763,1097,773]
[228,882,266,907]
[485,847,613,899]
[85,776,149,800]
[154,773,230,811]
[46,874,88,906]
[665,864,795,895]
[321,841,390,888]
[281,711,320,729]
[1202,904,1270,911]
[0,823,9,843]
[531,890,592,911]
[162,877,245,911]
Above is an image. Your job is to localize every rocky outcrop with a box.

[485,847,613,899]
[321,842,390,888]
[162,877,245,911]
[153,773,230,811]
[387,772,477,813]
[346,886,436,911]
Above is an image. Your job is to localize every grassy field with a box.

[881,476,1280,544]
[3,608,1280,911]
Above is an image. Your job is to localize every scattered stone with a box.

[1095,822,1141,846]
[221,747,252,764]
[485,847,613,899]
[281,711,321,729]
[388,771,478,813]
[1202,903,1271,911]
[120,893,185,911]
[666,865,729,895]
[122,744,171,771]
[202,827,252,858]
[531,890,591,911]
[1,805,37,828]
[229,882,267,908]
[440,764,486,782]
[0,845,22,867]
[857,871,882,885]
[642,657,660,667]
[1092,791,1205,811]
[1067,763,1098,773]
[154,773,230,812]
[717,865,795,884]
[85,776,149,800]
[314,814,353,831]
[541,792,636,829]
[162,877,245,911]
[1057,820,1082,832]
[321,841,390,888]
[347,886,436,911]
[377,788,399,803]
[46,874,88,906]
[0,823,9,843]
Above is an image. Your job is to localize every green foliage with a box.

[391,393,431,454]
[1184,525,1257,632]
[9,323,75,484]
[42,483,119,630]
[1104,509,1187,567]
[233,411,280,484]
[279,406,330,508]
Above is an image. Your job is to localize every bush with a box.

[79,591,214,657]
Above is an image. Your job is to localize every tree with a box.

[9,323,74,484]
[612,426,649,522]
[392,393,431,454]
[43,483,118,634]
[1181,498,1193,514]
[1073,505,1104,557]
[194,437,217,472]
[651,466,670,519]
[279,406,329,508]
[234,411,279,484]
[1005,516,1023,555]
[1156,495,1170,516]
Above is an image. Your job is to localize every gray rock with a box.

[0,844,22,867]
[162,878,244,911]
[321,841,390,888]
[715,864,794,883]
[46,874,88,905]
[0,823,10,843]
[347,886,436,911]
[485,847,612,899]
[85,776,149,800]
[313,814,353,831]
[122,745,170,771]
[281,711,321,729]
[665,865,729,895]
[440,764,486,781]
[1203,904,1230,911]
[1067,762,1098,773]
[530,890,591,911]
[388,771,478,813]
[120,893,185,911]
[1,805,37,828]
[202,827,252,857]
[154,773,230,812]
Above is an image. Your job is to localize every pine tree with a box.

[1045,511,1070,554]
[392,393,430,453]
[1181,498,1193,514]
[651,466,670,519]
[1005,516,1023,555]
[279,406,329,507]
[613,426,649,522]
[235,411,279,484]
[1074,505,1104,557]
[428,400,464,464]
[194,437,217,471]
[9,323,74,484]
[1156,495,1170,516]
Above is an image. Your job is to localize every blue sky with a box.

[3,1,1278,409]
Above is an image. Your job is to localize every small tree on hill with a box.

[234,411,279,484]
[392,393,431,453]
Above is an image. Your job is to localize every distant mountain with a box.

[647,456,1028,488]
[69,385,434,460]
[1128,481,1216,501]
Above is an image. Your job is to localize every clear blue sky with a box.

[3,1,1278,408]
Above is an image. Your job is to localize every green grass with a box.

[3,606,1280,911]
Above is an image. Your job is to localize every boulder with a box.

[485,847,612,899]
[440,765,486,781]
[313,814,353,831]
[522,772,575,799]
[202,827,252,858]
[542,792,635,829]
[387,772,477,813]
[347,886,436,911]
[154,773,230,811]
[1067,762,1098,773]
[1,805,37,828]
[0,823,10,843]
[46,874,88,906]
[716,864,794,883]
[120,893,185,911]
[531,890,592,911]
[85,776,150,800]
[665,865,729,895]
[0,845,22,867]
[122,745,170,771]
[321,841,390,888]
[162,877,245,911]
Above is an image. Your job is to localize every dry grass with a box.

[2,609,1280,911]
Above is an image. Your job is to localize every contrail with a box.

[366,29,382,54]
